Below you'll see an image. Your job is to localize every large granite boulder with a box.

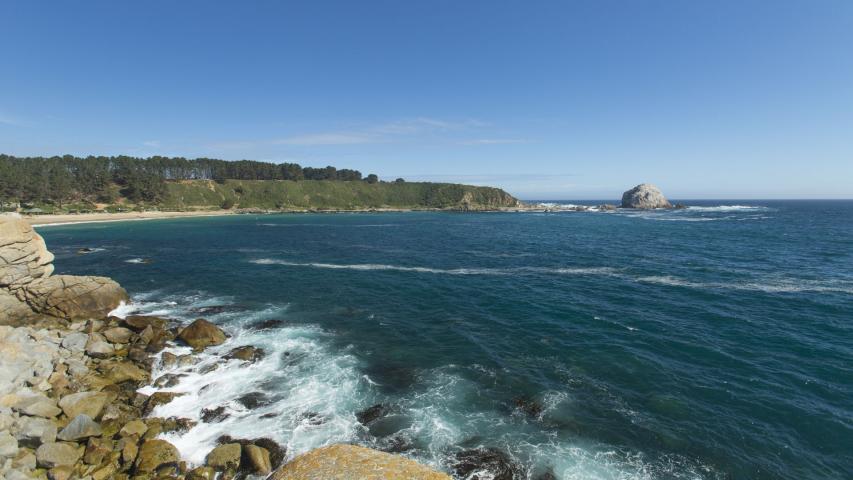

[20,275,128,320]
[0,214,129,324]
[621,184,672,209]
[134,439,180,473]
[0,214,54,289]
[269,444,451,480]
[178,319,227,351]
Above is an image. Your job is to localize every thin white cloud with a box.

[459,138,528,145]
[142,140,161,148]
[0,112,32,127]
[206,117,496,151]
[272,133,377,146]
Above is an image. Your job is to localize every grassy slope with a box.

[161,180,519,210]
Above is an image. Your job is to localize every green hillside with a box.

[162,180,520,211]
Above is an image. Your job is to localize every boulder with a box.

[83,437,113,465]
[144,391,184,415]
[225,345,265,362]
[57,414,102,441]
[243,444,272,474]
[187,466,217,480]
[48,465,74,480]
[58,391,112,419]
[0,431,18,458]
[206,442,241,470]
[13,393,61,418]
[178,319,227,351]
[620,183,672,209]
[21,275,128,320]
[85,332,115,358]
[269,444,451,480]
[102,326,133,344]
[99,360,149,384]
[36,442,83,468]
[119,419,149,438]
[15,415,58,445]
[134,439,179,473]
[123,315,169,332]
[60,332,89,353]
[0,214,54,290]
[0,289,37,325]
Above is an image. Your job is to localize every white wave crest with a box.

[638,275,853,295]
[251,259,621,277]
[685,205,767,212]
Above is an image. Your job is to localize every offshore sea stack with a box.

[0,214,128,325]
[620,183,673,209]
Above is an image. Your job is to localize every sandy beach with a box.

[25,210,238,226]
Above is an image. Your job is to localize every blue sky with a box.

[2,1,852,199]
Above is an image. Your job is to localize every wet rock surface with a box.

[450,447,524,480]
[177,318,227,351]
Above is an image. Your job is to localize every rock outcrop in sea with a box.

[0,212,450,479]
[1,214,127,325]
[620,183,673,209]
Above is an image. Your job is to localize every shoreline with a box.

[26,210,238,226]
[25,206,544,227]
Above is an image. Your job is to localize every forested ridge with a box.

[0,154,381,205]
[0,154,518,211]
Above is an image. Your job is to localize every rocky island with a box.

[0,213,449,480]
[620,183,673,209]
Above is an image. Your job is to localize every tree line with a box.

[0,154,384,205]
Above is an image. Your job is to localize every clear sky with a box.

[2,1,852,199]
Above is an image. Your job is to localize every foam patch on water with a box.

[124,293,372,466]
[638,275,853,295]
[685,205,768,213]
[122,290,725,479]
[251,259,621,278]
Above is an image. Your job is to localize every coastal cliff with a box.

[0,213,450,479]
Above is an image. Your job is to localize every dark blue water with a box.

[39,201,853,479]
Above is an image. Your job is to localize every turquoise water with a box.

[39,201,853,479]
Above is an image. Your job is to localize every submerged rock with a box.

[513,396,544,418]
[356,403,391,425]
[620,183,672,209]
[236,391,270,409]
[269,444,450,480]
[251,318,287,330]
[450,447,523,480]
[225,345,265,363]
[201,406,229,423]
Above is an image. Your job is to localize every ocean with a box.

[37,201,853,479]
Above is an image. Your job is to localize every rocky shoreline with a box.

[1,213,451,479]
